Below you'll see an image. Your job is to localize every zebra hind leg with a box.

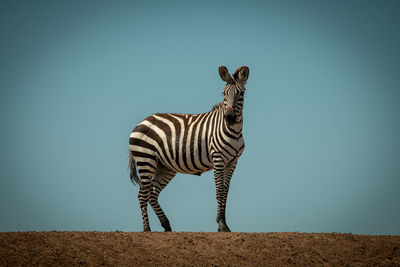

[149,169,176,232]
[136,168,155,232]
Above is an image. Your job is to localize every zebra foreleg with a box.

[219,174,233,232]
[149,170,176,232]
[214,168,231,232]
[220,162,237,230]
[214,162,237,232]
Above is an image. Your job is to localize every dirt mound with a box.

[1,232,399,266]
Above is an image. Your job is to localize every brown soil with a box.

[1,232,399,266]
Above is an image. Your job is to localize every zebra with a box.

[129,65,249,232]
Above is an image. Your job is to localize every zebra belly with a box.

[129,129,213,175]
[159,143,214,175]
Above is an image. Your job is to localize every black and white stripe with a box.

[129,65,249,232]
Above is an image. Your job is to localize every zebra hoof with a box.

[143,227,151,232]
[162,221,172,232]
[218,225,231,232]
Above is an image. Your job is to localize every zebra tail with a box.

[129,150,141,187]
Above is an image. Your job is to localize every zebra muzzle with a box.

[225,113,237,125]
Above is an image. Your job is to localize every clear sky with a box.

[0,0,399,234]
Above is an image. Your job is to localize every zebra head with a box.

[218,66,249,125]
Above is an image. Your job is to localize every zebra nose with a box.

[225,113,237,125]
[225,105,236,124]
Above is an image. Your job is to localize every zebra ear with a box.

[233,66,249,82]
[219,66,233,83]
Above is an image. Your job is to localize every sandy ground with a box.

[1,232,399,266]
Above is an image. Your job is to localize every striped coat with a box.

[129,66,249,232]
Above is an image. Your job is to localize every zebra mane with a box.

[211,102,223,111]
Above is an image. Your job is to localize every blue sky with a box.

[0,0,399,234]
